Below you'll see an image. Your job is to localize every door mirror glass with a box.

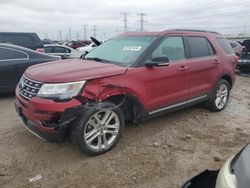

[152,56,169,63]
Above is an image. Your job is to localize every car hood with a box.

[25,59,128,83]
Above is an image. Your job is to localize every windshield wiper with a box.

[85,57,110,63]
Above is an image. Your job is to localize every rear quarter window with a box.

[230,41,238,48]
[4,35,35,45]
[187,37,215,58]
[217,38,234,54]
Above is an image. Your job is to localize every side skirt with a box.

[146,94,209,119]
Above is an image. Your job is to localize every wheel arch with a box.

[105,93,146,123]
[220,74,233,89]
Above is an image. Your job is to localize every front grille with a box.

[18,76,43,100]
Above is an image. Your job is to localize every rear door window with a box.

[187,37,215,58]
[53,47,66,53]
[217,38,234,54]
[44,46,53,53]
[0,47,28,61]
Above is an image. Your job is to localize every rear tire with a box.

[69,101,125,155]
[204,79,230,112]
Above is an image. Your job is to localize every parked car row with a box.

[0,43,60,93]
[0,32,105,94]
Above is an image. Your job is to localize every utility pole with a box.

[93,25,96,38]
[121,12,128,32]
[243,23,247,36]
[83,25,87,40]
[68,27,72,41]
[138,13,146,31]
[65,34,68,41]
[58,31,62,42]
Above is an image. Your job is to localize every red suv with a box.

[15,30,238,155]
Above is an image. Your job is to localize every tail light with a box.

[36,48,45,53]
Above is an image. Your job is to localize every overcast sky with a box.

[0,0,250,40]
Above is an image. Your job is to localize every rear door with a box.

[185,36,219,98]
[0,47,29,92]
[53,46,70,58]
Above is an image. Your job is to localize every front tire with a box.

[69,101,125,155]
[204,79,230,112]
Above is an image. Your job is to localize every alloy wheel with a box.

[84,110,120,151]
[215,83,229,110]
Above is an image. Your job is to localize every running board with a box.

[149,95,208,115]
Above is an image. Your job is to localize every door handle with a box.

[178,66,189,71]
[12,64,24,68]
[213,59,220,64]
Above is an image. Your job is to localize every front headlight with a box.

[37,81,86,100]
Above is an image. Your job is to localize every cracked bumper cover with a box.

[15,88,83,142]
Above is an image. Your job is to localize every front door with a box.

[133,36,190,111]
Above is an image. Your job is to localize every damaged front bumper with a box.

[15,88,83,142]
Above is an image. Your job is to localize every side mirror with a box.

[145,56,170,67]
[152,56,170,63]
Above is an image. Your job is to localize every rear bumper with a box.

[15,88,82,141]
[237,60,250,70]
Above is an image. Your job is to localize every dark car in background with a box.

[0,43,60,94]
[243,39,250,55]
[64,41,85,49]
[42,39,57,45]
[0,32,44,52]
[236,39,250,72]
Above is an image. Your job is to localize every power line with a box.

[68,27,72,41]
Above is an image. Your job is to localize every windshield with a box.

[85,36,156,66]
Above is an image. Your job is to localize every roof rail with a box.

[163,29,221,34]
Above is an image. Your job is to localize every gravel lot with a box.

[0,75,250,188]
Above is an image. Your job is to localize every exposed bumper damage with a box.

[15,99,83,142]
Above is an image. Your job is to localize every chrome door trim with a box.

[149,94,208,115]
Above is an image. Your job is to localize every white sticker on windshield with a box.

[123,46,142,51]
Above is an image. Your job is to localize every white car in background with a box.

[77,42,98,53]
[44,44,85,59]
[77,37,103,54]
